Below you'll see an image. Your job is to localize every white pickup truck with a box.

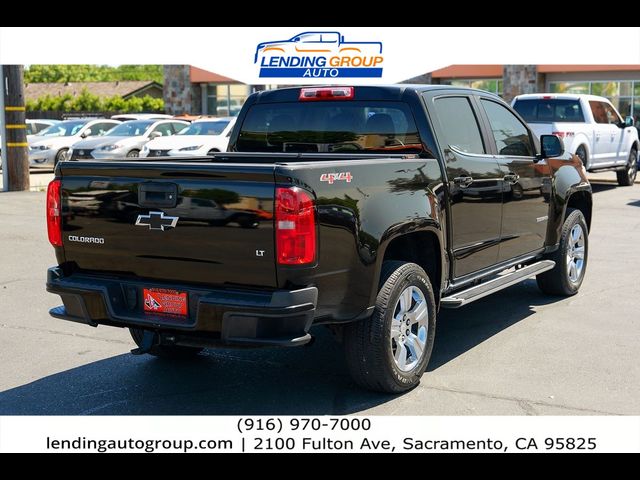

[513,93,639,186]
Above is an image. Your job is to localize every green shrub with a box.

[26,89,164,113]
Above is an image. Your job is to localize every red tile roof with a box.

[190,66,240,84]
[431,65,503,79]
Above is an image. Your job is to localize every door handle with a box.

[503,173,520,184]
[138,182,178,208]
[453,176,474,188]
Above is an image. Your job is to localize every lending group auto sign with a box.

[255,31,384,79]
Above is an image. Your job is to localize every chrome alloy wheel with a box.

[627,156,638,182]
[566,224,586,284]
[390,286,428,372]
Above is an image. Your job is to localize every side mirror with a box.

[540,134,564,158]
[625,116,634,128]
[80,130,90,138]
[149,131,162,139]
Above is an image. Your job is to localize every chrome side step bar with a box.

[441,260,555,309]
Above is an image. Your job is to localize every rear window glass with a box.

[513,99,585,123]
[236,101,422,154]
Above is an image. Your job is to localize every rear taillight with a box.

[299,86,354,101]
[275,187,316,265]
[47,179,62,247]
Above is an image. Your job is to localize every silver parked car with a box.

[29,118,121,168]
[69,119,189,160]
[0,119,60,170]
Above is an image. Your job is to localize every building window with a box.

[441,78,503,96]
[204,84,250,117]
[549,80,640,127]
[549,82,589,95]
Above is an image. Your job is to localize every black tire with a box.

[616,147,637,186]
[575,145,588,168]
[344,261,436,393]
[235,214,259,229]
[206,149,220,156]
[54,148,68,167]
[129,328,203,358]
[537,208,588,296]
[126,149,140,158]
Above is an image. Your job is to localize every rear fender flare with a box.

[370,222,445,306]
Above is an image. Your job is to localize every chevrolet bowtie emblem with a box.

[135,211,179,231]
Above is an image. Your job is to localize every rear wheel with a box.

[235,214,259,229]
[537,208,588,296]
[126,149,140,158]
[129,328,203,358]
[206,149,220,156]
[344,261,436,393]
[616,148,637,186]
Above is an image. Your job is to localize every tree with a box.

[24,65,163,83]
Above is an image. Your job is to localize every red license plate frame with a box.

[143,288,188,317]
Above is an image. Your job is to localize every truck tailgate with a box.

[59,162,277,288]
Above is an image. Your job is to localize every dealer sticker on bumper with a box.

[143,288,188,316]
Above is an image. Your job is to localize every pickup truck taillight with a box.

[299,86,354,101]
[275,187,316,265]
[47,179,62,247]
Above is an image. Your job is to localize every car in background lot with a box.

[513,94,639,186]
[28,118,120,168]
[140,117,236,157]
[69,119,189,160]
[110,113,173,122]
[0,120,60,170]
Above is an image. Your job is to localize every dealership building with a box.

[414,64,640,125]
[163,64,640,126]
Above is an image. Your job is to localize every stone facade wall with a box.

[502,65,545,102]
[163,65,202,115]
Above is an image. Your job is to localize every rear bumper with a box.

[46,267,316,348]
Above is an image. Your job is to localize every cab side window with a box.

[602,102,622,124]
[87,123,117,137]
[433,96,485,154]
[481,99,535,157]
[171,122,187,134]
[93,122,118,135]
[589,101,610,124]
[152,123,174,137]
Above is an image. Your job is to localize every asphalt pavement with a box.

[0,180,639,415]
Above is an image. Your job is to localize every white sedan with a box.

[140,118,236,158]
[29,118,121,168]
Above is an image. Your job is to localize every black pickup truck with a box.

[46,85,592,393]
